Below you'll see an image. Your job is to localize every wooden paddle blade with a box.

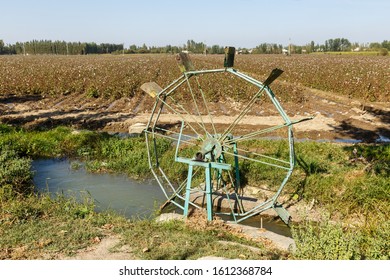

[140,82,163,98]
[176,52,195,72]
[263,68,284,87]
[224,46,235,68]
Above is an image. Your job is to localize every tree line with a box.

[1,38,389,55]
[0,40,123,55]
[252,39,390,54]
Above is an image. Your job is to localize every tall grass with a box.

[0,148,32,196]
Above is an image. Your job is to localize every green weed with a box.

[0,147,33,196]
[86,87,100,98]
[292,212,389,260]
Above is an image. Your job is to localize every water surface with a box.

[32,159,167,218]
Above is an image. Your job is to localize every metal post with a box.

[233,141,241,192]
[183,164,194,217]
[205,164,213,221]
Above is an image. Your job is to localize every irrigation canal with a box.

[32,159,291,237]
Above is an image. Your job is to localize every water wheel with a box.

[141,48,310,224]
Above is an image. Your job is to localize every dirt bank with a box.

[1,85,389,142]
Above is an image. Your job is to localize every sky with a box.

[1,0,389,48]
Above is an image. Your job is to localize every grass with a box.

[0,195,103,259]
[291,211,389,260]
[1,124,389,259]
[118,214,288,260]
[290,142,389,259]
[1,191,288,260]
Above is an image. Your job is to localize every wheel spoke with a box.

[195,76,217,136]
[219,87,264,141]
[223,150,291,170]
[225,117,311,144]
[224,169,245,214]
[145,130,197,146]
[153,93,204,140]
[153,126,198,141]
[184,74,210,136]
[234,146,290,165]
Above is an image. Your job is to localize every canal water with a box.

[32,159,167,219]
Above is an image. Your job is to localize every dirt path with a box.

[1,86,389,142]
[64,235,136,260]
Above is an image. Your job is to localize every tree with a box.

[210,45,224,54]
[340,38,351,51]
[252,43,283,54]
[310,41,315,52]
[324,38,351,52]
[138,43,149,53]
[369,42,381,49]
[164,45,172,53]
[0,40,4,54]
[382,40,390,50]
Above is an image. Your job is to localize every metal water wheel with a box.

[141,47,310,224]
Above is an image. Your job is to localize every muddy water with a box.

[240,215,292,237]
[214,212,292,237]
[32,159,167,218]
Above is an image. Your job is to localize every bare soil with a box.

[1,85,389,142]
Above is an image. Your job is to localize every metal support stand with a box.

[181,159,230,221]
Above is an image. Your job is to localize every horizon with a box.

[1,0,389,49]
[1,37,388,50]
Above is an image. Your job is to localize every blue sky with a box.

[1,0,389,48]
